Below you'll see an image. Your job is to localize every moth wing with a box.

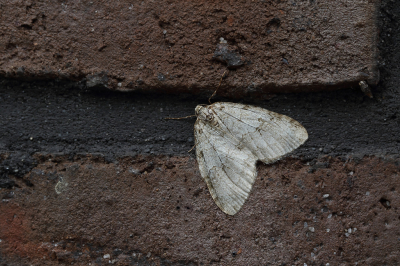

[195,119,258,215]
[212,102,308,164]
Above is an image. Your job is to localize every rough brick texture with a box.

[0,0,379,96]
[0,155,399,265]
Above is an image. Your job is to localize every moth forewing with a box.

[211,102,308,164]
[194,117,258,215]
[194,102,308,215]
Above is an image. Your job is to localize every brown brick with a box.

[0,1,379,96]
[0,154,399,265]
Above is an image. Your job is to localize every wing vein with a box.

[225,105,301,147]
[203,133,251,198]
[217,108,288,155]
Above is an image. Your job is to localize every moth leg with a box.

[188,143,196,153]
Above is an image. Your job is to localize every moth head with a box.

[195,105,213,122]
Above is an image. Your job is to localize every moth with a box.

[193,102,308,215]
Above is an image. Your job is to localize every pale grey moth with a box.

[194,102,308,215]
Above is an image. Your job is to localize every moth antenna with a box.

[208,70,228,104]
[165,114,197,120]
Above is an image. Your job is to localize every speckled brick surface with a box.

[1,155,400,265]
[0,0,379,96]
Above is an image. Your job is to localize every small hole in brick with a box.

[379,198,391,209]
